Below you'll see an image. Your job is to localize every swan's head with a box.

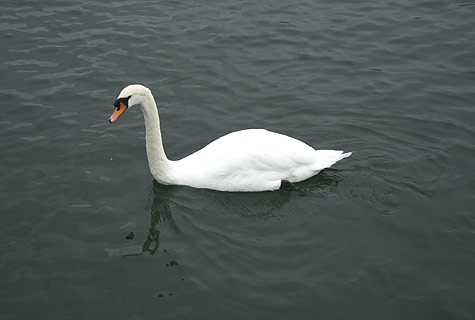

[109,84,152,123]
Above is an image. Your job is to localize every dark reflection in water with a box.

[125,170,346,257]
[296,169,343,195]
[124,180,177,256]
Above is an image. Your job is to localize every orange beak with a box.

[109,102,127,123]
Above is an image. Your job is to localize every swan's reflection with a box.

[123,180,176,256]
[124,170,344,256]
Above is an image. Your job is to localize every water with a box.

[1,0,475,319]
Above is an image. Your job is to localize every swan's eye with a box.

[114,96,131,109]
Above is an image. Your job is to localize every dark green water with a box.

[1,0,475,319]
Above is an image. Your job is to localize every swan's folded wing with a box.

[175,129,319,188]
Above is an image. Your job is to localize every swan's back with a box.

[173,129,351,191]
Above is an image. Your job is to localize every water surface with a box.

[1,0,475,319]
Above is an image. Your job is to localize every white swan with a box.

[109,84,351,192]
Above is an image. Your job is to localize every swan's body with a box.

[109,84,351,192]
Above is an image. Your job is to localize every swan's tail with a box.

[314,150,352,170]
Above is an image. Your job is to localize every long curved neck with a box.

[140,93,174,184]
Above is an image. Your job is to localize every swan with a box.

[108,84,351,192]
